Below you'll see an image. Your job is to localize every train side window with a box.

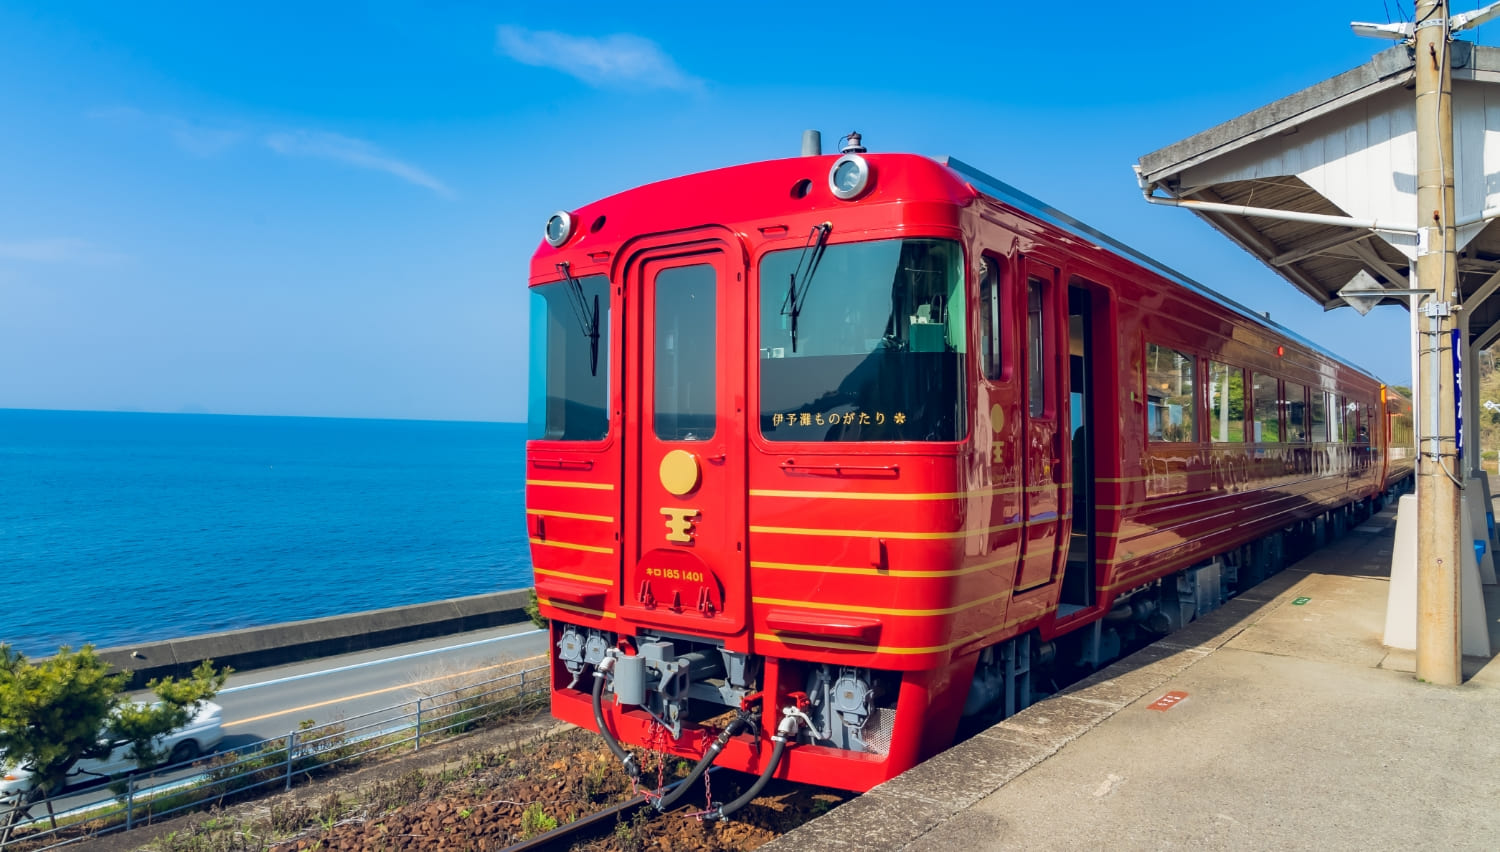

[1285,381,1308,442]
[1145,342,1195,441]
[1207,361,1244,442]
[1330,394,1346,443]
[1027,277,1047,416]
[979,256,1004,381]
[1310,391,1328,442]
[1251,372,1280,442]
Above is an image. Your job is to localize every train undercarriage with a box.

[547,488,1403,810]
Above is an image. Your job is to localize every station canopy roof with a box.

[1137,43,1500,351]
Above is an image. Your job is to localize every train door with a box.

[620,236,748,636]
[1061,282,1100,611]
[1016,259,1065,591]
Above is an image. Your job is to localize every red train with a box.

[525,137,1414,808]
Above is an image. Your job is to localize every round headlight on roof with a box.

[828,154,871,200]
[544,211,574,248]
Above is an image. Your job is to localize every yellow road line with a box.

[224,661,517,728]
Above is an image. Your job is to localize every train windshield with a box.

[759,238,967,442]
[528,275,611,440]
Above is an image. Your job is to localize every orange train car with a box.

[524,139,1412,804]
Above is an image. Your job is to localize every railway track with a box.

[497,770,720,852]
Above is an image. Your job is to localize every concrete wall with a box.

[89,588,534,688]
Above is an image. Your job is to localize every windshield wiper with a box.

[556,261,601,377]
[779,222,832,353]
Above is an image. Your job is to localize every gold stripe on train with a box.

[749,521,1022,540]
[525,479,615,491]
[748,485,1020,501]
[533,568,612,586]
[528,537,614,555]
[753,609,1049,655]
[753,588,1009,617]
[526,508,615,523]
[542,598,617,619]
[750,554,1018,578]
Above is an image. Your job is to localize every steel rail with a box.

[496,769,721,852]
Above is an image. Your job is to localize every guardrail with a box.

[0,662,551,850]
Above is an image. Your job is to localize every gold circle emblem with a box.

[990,403,1006,432]
[660,450,701,496]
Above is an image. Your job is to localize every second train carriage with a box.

[525,141,1410,799]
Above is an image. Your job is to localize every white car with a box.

[0,701,224,803]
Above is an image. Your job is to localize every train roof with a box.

[939,156,1383,385]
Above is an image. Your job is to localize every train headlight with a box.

[544,211,574,247]
[829,154,872,200]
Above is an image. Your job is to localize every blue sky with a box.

[0,2,1475,421]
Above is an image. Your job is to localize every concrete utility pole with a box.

[1413,0,1463,685]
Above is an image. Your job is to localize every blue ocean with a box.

[0,409,531,658]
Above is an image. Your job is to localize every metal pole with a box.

[285,730,297,791]
[414,697,423,752]
[1414,0,1464,685]
[125,777,134,831]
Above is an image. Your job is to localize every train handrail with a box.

[778,460,900,477]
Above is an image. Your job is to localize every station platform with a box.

[767,505,1500,850]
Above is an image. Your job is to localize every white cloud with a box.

[88,106,243,157]
[0,238,126,265]
[87,107,453,197]
[496,25,703,92]
[264,130,455,198]
[166,119,244,157]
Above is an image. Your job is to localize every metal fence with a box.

[0,663,551,850]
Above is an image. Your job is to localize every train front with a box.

[526,145,993,798]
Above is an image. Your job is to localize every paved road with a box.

[206,621,549,747]
[10,623,551,825]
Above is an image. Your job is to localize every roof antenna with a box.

[840,131,866,154]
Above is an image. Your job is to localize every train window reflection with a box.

[528,276,611,441]
[1310,391,1328,442]
[1146,343,1195,442]
[980,256,1004,381]
[654,264,717,441]
[1285,382,1308,442]
[1208,361,1244,442]
[1252,372,1280,442]
[759,238,966,442]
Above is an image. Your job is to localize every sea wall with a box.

[90,589,534,688]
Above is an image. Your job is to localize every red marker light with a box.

[1277,345,1284,357]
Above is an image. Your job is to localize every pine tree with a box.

[0,645,228,840]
